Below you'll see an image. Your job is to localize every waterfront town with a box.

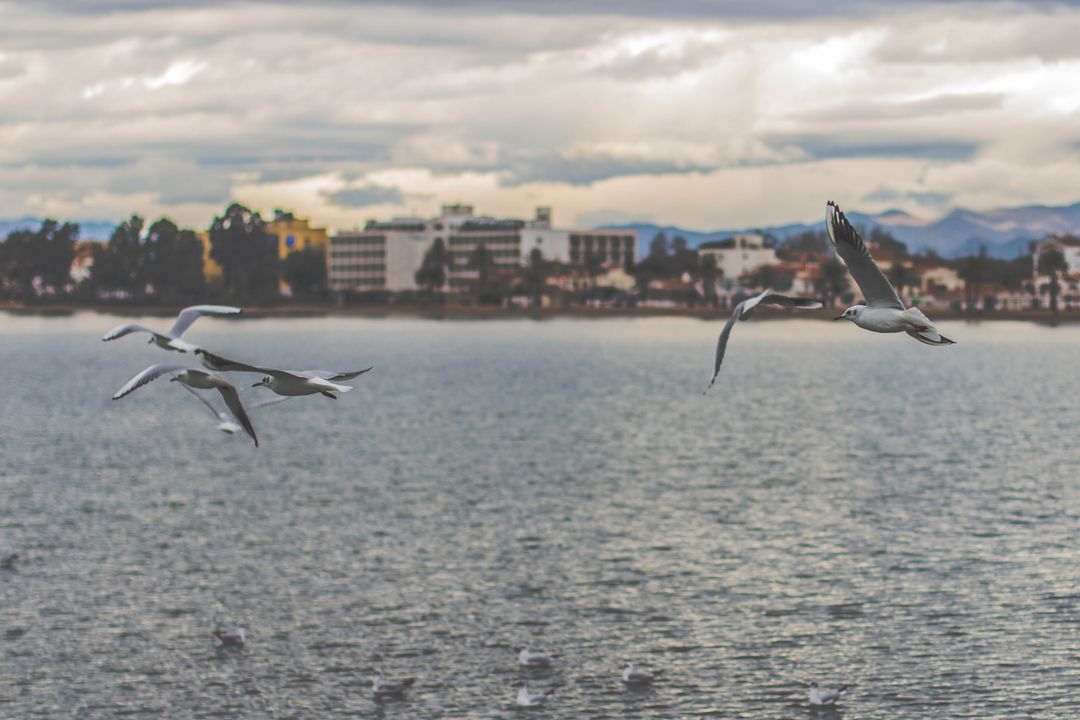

[1,202,1078,317]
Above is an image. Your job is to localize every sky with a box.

[1,0,1080,232]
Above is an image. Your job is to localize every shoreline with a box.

[1,301,1078,324]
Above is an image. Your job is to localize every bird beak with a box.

[251,382,261,388]
[833,315,845,321]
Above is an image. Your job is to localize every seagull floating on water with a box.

[515,681,555,707]
[101,305,241,353]
[1,552,19,571]
[826,201,955,346]
[194,349,371,399]
[212,627,246,648]
[517,647,555,668]
[808,681,849,707]
[113,365,259,446]
[371,668,416,697]
[622,662,663,685]
[179,384,289,435]
[704,289,823,393]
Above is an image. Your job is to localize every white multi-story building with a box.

[696,234,778,281]
[1034,236,1080,275]
[328,205,636,293]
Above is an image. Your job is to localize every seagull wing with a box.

[195,349,267,374]
[825,201,904,309]
[758,293,824,309]
[168,305,242,338]
[112,364,188,400]
[179,383,228,421]
[703,298,750,394]
[102,323,165,343]
[306,367,373,382]
[215,383,258,447]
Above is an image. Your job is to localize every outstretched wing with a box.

[215,383,258,447]
[195,349,266,374]
[825,201,904,309]
[306,367,373,382]
[758,293,824,310]
[703,299,749,394]
[168,305,241,339]
[178,383,228,421]
[112,364,188,400]
[102,323,163,343]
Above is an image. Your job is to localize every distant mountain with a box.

[0,217,116,242]
[602,201,1080,260]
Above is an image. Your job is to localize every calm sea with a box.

[1,313,1079,718]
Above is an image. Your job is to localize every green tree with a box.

[145,218,205,302]
[748,264,780,291]
[468,242,495,285]
[1,219,78,300]
[209,203,278,302]
[524,247,548,308]
[959,246,988,314]
[415,238,447,296]
[816,258,848,307]
[583,248,603,284]
[887,262,915,300]
[282,247,327,299]
[700,254,719,307]
[670,235,698,278]
[1037,245,1069,320]
[90,215,146,299]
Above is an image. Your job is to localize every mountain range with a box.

[602,201,1080,260]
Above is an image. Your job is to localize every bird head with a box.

[252,375,272,388]
[834,305,864,322]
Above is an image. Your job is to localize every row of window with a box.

[330,249,386,259]
[330,263,386,273]
[333,235,387,247]
[448,235,521,246]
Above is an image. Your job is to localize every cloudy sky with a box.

[2,0,1079,231]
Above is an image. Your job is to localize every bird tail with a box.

[905,329,956,346]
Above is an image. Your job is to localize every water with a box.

[1,313,1079,718]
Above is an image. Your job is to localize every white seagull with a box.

[179,384,289,435]
[808,681,849,707]
[704,289,823,393]
[622,662,663,685]
[515,681,555,707]
[101,305,241,353]
[517,647,555,668]
[112,365,259,446]
[212,627,246,648]
[371,668,416,697]
[194,349,371,399]
[826,201,955,346]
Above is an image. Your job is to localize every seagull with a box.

[112,365,259,446]
[517,647,555,668]
[178,384,289,435]
[212,627,246,648]
[371,668,416,697]
[622,662,663,685]
[826,201,955,346]
[515,681,555,707]
[193,349,371,399]
[1,552,19,571]
[808,681,849,707]
[703,289,823,393]
[101,305,241,353]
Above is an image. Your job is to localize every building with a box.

[265,210,328,260]
[697,234,778,281]
[1033,236,1080,275]
[328,205,636,294]
[198,230,222,283]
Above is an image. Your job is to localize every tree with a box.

[415,238,447,296]
[282,247,327,299]
[887,262,915,300]
[816,258,848,307]
[700,254,719,307]
[778,230,829,260]
[90,215,146,299]
[144,218,205,302]
[583,248,603,284]
[959,246,988,314]
[468,242,495,285]
[524,247,548,308]
[868,226,909,259]
[209,203,279,302]
[747,264,781,291]
[670,235,698,278]
[1,219,78,300]
[1037,245,1068,320]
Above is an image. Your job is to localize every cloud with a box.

[321,184,405,208]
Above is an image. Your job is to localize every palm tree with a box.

[815,258,848,308]
[1037,245,1069,321]
[887,262,915,302]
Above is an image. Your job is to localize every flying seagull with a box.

[826,201,955,346]
[178,384,289,435]
[808,681,849,707]
[622,662,663,685]
[101,305,241,353]
[517,647,555,668]
[515,681,556,707]
[112,365,259,446]
[212,627,246,648]
[704,289,823,393]
[371,668,416,697]
[194,349,371,399]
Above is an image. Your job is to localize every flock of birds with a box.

[0,201,941,711]
[102,306,373,446]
